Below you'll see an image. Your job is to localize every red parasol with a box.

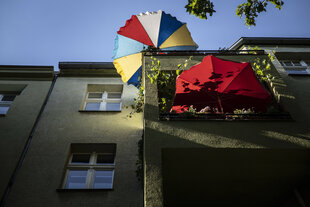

[171,55,271,113]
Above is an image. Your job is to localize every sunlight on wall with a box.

[262,130,310,147]
[147,120,263,148]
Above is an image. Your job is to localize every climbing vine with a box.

[135,136,143,186]
[249,46,275,82]
[148,56,193,112]
[128,56,192,116]
[128,85,144,118]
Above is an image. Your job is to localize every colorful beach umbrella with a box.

[113,10,198,86]
[171,55,272,113]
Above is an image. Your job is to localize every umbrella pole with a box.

[216,91,224,114]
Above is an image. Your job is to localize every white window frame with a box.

[0,94,16,115]
[280,60,310,75]
[83,91,122,111]
[64,152,115,189]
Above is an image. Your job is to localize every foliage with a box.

[185,0,284,27]
[187,105,197,113]
[184,105,220,114]
[128,85,144,118]
[233,108,255,114]
[198,106,221,114]
[147,57,161,84]
[182,105,224,115]
[249,46,275,82]
[198,106,212,114]
[128,56,192,117]
[225,108,254,120]
[136,136,143,186]
[236,0,284,27]
[148,56,193,112]
[185,0,215,20]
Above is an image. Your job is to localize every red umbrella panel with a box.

[171,55,272,113]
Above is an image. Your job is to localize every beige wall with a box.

[5,77,143,207]
[0,80,52,199]
[143,53,310,206]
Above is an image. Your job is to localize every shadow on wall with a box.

[145,103,310,149]
[162,148,310,207]
[144,69,310,205]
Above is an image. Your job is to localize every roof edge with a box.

[229,37,310,50]
[58,62,120,77]
[0,65,54,80]
[59,62,115,69]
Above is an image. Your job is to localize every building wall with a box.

[4,77,143,207]
[0,79,52,200]
[143,53,310,206]
[252,45,310,121]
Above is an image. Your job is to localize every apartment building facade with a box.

[0,63,143,207]
[1,37,310,207]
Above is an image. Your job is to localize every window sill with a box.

[56,188,114,192]
[285,70,310,75]
[159,112,293,121]
[78,110,121,112]
[287,73,310,76]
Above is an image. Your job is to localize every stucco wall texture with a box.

[0,80,52,199]
[5,77,143,207]
[143,52,310,206]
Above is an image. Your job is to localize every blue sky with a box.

[0,0,310,70]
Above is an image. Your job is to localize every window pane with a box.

[292,61,302,66]
[88,93,103,99]
[2,95,15,101]
[0,105,10,114]
[85,102,101,110]
[97,154,115,164]
[285,70,309,75]
[106,102,121,111]
[107,93,121,99]
[71,154,90,164]
[93,170,114,189]
[283,61,293,66]
[65,170,88,189]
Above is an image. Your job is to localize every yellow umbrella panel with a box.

[113,53,142,83]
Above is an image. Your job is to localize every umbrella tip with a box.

[138,10,162,16]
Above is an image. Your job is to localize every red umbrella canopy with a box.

[171,55,272,113]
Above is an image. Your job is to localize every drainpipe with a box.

[0,72,59,207]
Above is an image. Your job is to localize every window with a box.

[82,84,123,111]
[84,92,122,111]
[0,94,16,115]
[280,60,310,75]
[0,84,26,115]
[63,143,116,190]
